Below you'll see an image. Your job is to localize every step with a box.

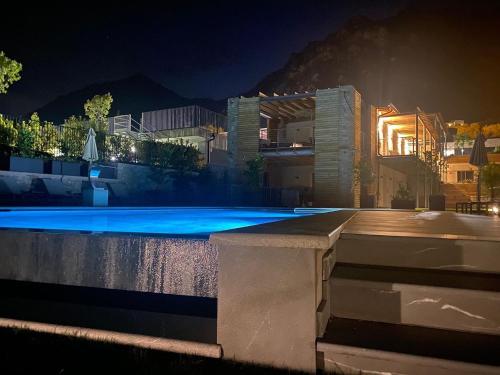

[330,264,500,335]
[337,233,500,274]
[317,318,500,375]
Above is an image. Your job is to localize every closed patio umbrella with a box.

[83,128,99,179]
[468,129,489,204]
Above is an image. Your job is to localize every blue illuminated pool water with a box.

[0,207,335,236]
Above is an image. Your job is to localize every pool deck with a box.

[342,210,500,242]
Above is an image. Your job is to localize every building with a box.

[374,105,447,207]
[227,88,446,208]
[442,131,500,206]
[109,105,229,165]
[227,86,362,207]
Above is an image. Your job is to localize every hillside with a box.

[250,6,500,122]
[35,74,225,124]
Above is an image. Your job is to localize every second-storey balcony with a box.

[259,121,314,157]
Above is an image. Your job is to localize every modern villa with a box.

[109,104,228,166]
[226,87,446,208]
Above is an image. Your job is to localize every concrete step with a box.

[317,318,500,375]
[336,233,500,274]
[330,264,500,335]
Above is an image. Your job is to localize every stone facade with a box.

[314,86,361,207]
[227,97,260,171]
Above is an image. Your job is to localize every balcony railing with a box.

[259,125,314,152]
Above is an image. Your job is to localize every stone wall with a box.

[0,230,218,298]
[227,97,260,173]
[314,86,361,207]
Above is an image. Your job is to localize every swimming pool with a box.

[0,207,334,236]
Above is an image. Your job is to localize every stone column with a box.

[210,210,355,372]
[314,86,361,207]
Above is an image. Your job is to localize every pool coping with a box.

[210,210,357,249]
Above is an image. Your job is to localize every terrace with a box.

[258,92,316,156]
[377,106,446,161]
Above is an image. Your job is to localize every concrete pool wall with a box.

[0,231,218,298]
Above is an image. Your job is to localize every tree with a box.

[244,155,265,191]
[354,158,375,190]
[0,114,18,146]
[453,122,500,140]
[481,163,500,200]
[0,51,22,94]
[60,116,88,160]
[84,93,113,132]
[455,132,472,154]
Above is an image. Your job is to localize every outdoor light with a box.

[492,205,499,215]
[131,146,136,153]
[111,156,117,162]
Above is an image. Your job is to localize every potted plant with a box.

[481,163,500,201]
[0,115,17,170]
[354,158,376,208]
[53,116,89,176]
[426,151,446,211]
[10,115,45,174]
[243,155,265,205]
[391,182,416,209]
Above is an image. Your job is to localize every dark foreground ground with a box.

[0,280,306,374]
[0,327,305,375]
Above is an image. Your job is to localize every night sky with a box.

[0,0,407,115]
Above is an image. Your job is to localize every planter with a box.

[429,194,446,211]
[361,194,375,208]
[97,165,117,179]
[391,199,416,210]
[50,160,84,176]
[9,156,44,174]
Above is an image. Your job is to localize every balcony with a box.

[259,121,314,157]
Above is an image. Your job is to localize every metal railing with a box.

[259,125,314,151]
[456,201,499,215]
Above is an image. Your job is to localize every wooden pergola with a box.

[258,92,316,120]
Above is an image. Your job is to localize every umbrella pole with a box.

[477,168,481,213]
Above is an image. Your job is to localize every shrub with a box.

[60,116,87,160]
[40,121,59,157]
[0,114,17,147]
[481,163,500,200]
[135,139,157,165]
[16,121,36,157]
[244,155,264,191]
[105,135,134,162]
[393,182,413,201]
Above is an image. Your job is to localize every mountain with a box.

[249,5,500,122]
[35,74,225,124]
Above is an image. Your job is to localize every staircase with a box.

[317,216,500,374]
[109,115,155,141]
[441,183,477,208]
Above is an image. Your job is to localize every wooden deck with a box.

[342,210,500,242]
